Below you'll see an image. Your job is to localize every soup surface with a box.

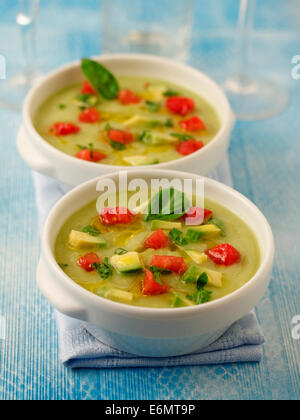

[55,192,260,308]
[34,64,220,166]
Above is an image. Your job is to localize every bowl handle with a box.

[17,126,54,177]
[37,259,87,321]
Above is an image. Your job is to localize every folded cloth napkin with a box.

[33,157,265,368]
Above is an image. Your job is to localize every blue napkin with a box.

[33,157,265,368]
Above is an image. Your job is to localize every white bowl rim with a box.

[42,169,275,319]
[23,53,234,171]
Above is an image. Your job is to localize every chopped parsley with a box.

[165,118,174,127]
[114,248,128,255]
[59,104,67,110]
[82,225,100,237]
[58,263,69,269]
[171,133,194,142]
[145,100,161,113]
[110,141,126,151]
[163,89,179,97]
[169,228,188,247]
[149,265,171,286]
[92,257,114,280]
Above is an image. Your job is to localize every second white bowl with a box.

[18,54,235,187]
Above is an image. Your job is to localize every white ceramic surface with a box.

[37,169,274,357]
[19,54,235,187]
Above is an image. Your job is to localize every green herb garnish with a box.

[82,225,100,237]
[163,89,179,97]
[145,100,161,113]
[114,248,128,255]
[197,272,209,289]
[165,118,174,127]
[145,188,190,222]
[110,141,126,151]
[59,104,67,110]
[81,58,120,100]
[194,289,212,304]
[58,263,69,269]
[169,228,188,247]
[92,257,114,280]
[149,265,171,286]
[171,133,194,141]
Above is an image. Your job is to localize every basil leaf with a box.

[194,289,212,304]
[169,228,188,247]
[81,58,120,100]
[163,89,179,97]
[146,188,190,222]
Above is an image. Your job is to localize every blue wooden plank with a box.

[0,0,299,400]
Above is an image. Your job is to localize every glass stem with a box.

[236,0,255,86]
[16,0,39,84]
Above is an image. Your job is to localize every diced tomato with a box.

[183,207,213,225]
[51,122,80,136]
[108,129,134,144]
[76,149,106,162]
[143,269,169,295]
[81,80,97,95]
[177,139,204,156]
[166,97,195,116]
[100,207,135,225]
[118,89,141,105]
[79,107,101,123]
[144,230,169,250]
[206,244,241,266]
[150,255,188,276]
[77,253,100,272]
[179,116,206,132]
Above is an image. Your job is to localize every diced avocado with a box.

[151,220,182,231]
[123,115,150,128]
[202,268,223,288]
[187,224,221,237]
[110,252,143,274]
[97,286,134,303]
[123,155,159,166]
[184,250,208,265]
[140,131,178,146]
[171,293,194,308]
[68,230,106,249]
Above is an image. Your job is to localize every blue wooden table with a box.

[0,0,299,400]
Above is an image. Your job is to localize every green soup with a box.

[34,77,220,166]
[55,195,260,309]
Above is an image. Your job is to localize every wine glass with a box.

[223,0,288,121]
[0,0,40,111]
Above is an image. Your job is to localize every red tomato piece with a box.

[177,139,204,156]
[183,207,213,225]
[100,207,135,225]
[179,116,206,132]
[143,269,169,295]
[150,255,188,276]
[77,253,100,272]
[51,122,80,136]
[144,229,169,250]
[81,80,97,95]
[206,244,241,266]
[76,149,106,162]
[108,129,134,144]
[166,97,195,116]
[118,89,141,105]
[79,107,101,123]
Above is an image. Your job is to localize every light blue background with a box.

[0,0,299,400]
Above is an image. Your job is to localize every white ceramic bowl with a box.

[37,169,274,357]
[18,54,235,187]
